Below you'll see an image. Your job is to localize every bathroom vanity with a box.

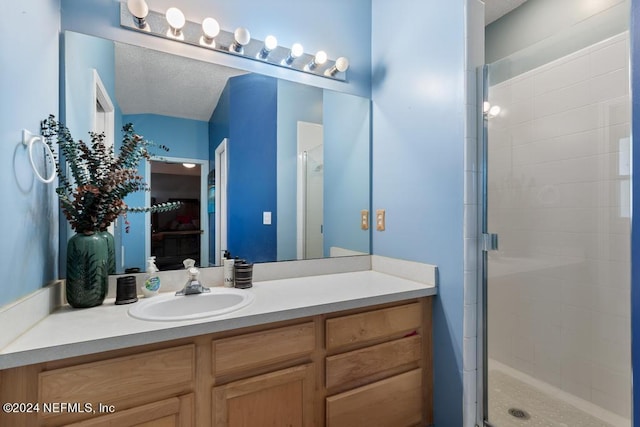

[0,269,436,426]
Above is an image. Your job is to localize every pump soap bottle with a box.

[142,256,161,297]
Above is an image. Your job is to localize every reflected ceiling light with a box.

[283,43,304,65]
[200,17,220,46]
[166,7,186,39]
[258,35,278,59]
[324,56,349,76]
[488,105,501,118]
[127,0,149,30]
[229,27,251,53]
[182,163,196,169]
[306,50,327,70]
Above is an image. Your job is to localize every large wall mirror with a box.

[63,31,371,273]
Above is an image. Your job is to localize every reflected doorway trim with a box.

[214,139,228,266]
[144,156,209,268]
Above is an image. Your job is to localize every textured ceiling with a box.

[115,43,247,122]
[484,0,529,25]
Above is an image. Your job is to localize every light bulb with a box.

[291,43,304,58]
[127,0,148,18]
[314,51,328,65]
[166,7,185,38]
[335,57,349,72]
[259,35,278,59]
[325,57,349,77]
[127,0,149,29]
[307,50,327,70]
[201,17,220,46]
[229,27,251,53]
[283,43,304,65]
[265,35,278,51]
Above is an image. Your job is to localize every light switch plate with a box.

[263,211,272,225]
[361,210,369,230]
[376,209,385,231]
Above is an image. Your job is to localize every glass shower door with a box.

[483,32,631,427]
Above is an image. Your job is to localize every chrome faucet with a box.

[176,267,210,296]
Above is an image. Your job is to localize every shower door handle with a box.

[481,233,499,252]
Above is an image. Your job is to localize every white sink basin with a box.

[128,288,254,321]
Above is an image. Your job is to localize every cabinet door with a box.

[326,369,423,427]
[67,394,194,427]
[213,364,315,427]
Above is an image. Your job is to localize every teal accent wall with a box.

[0,1,60,308]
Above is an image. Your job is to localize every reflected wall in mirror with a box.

[63,31,371,272]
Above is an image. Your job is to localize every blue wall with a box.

[120,114,209,270]
[226,74,278,263]
[371,1,466,425]
[323,90,371,256]
[0,1,60,307]
[276,80,323,261]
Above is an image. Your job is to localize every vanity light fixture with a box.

[258,35,278,59]
[200,17,220,47]
[483,102,501,119]
[127,0,149,30]
[229,27,251,54]
[166,7,186,40]
[325,57,349,77]
[283,43,304,66]
[182,163,196,169]
[306,50,328,70]
[119,2,350,81]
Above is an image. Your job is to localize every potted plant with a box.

[41,115,180,308]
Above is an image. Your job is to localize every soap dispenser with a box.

[142,256,161,297]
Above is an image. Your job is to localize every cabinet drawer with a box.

[38,345,195,420]
[66,394,194,427]
[213,322,315,376]
[326,334,421,389]
[326,303,422,351]
[326,369,423,427]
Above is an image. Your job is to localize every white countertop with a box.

[0,270,436,370]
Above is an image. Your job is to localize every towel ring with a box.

[22,129,56,184]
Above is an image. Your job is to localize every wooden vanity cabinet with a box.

[0,298,432,427]
[325,300,432,427]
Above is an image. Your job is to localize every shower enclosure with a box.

[482,21,631,427]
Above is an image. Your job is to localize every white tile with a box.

[465,104,478,139]
[591,388,631,419]
[533,53,590,96]
[464,303,477,338]
[464,237,478,272]
[590,38,628,77]
[464,270,477,305]
[531,104,599,141]
[590,68,629,103]
[463,400,477,427]
[463,204,478,238]
[510,75,534,103]
[464,137,478,172]
[463,369,477,404]
[464,336,477,371]
[503,99,533,125]
[533,80,591,119]
[464,171,478,205]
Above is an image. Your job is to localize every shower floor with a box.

[488,368,625,427]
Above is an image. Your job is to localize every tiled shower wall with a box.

[487,33,631,418]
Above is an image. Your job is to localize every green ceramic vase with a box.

[98,230,116,274]
[66,232,109,308]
